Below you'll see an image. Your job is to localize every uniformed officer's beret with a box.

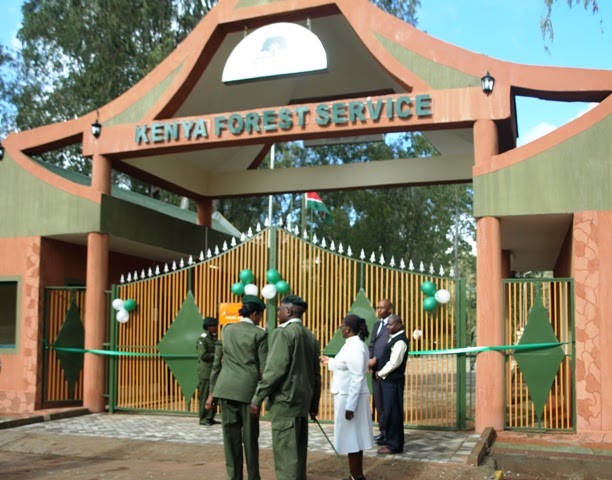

[281,295,308,310]
[242,295,266,310]
[203,316,218,328]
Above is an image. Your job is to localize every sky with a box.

[1,1,610,145]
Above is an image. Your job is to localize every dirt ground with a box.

[1,430,611,480]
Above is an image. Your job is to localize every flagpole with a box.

[301,193,307,238]
[268,144,275,248]
[267,144,275,225]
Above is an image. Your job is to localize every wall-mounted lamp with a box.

[0,142,4,160]
[91,118,102,138]
[481,71,495,94]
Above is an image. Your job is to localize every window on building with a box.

[0,281,18,348]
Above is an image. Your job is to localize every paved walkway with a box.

[6,411,480,464]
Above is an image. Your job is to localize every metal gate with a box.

[109,226,467,428]
[41,287,87,407]
[504,279,575,431]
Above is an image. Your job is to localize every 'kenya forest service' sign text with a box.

[135,94,432,145]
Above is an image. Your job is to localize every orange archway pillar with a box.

[83,153,111,412]
[474,119,505,433]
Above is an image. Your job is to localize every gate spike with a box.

[294,225,299,235]
[164,264,169,273]
[188,255,194,265]
[429,263,435,274]
[231,237,237,247]
[222,241,228,251]
[240,233,247,242]
[321,238,327,248]
[199,251,204,261]
[179,258,185,269]
[419,262,425,272]
[256,222,262,232]
[379,253,385,265]
[302,231,308,239]
[127,273,132,282]
[155,266,160,275]
[347,246,353,257]
[134,270,139,280]
[141,269,146,278]
[370,252,376,263]
[338,243,344,254]
[330,240,337,251]
[360,249,365,260]
[400,259,406,269]
[214,245,220,255]
[409,260,415,271]
[247,227,253,237]
[120,274,125,284]
[278,217,284,227]
[312,234,318,244]
[439,266,445,276]
[264,217,270,227]
[207,249,212,259]
[172,261,177,271]
[390,256,396,267]
[449,266,455,277]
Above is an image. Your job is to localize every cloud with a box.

[517,102,598,147]
[517,122,557,146]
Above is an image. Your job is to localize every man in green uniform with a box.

[197,316,220,426]
[207,295,268,480]
[250,295,321,480]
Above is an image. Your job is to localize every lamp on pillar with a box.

[91,117,102,138]
[0,141,4,160]
[481,71,495,94]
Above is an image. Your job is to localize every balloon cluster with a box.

[112,298,137,323]
[420,281,451,312]
[231,269,259,297]
[261,269,290,300]
[230,268,291,300]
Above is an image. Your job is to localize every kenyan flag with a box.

[306,192,332,224]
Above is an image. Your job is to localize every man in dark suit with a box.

[368,299,393,444]
[375,314,408,455]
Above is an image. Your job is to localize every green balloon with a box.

[266,269,282,284]
[123,298,137,312]
[275,280,290,294]
[239,269,254,284]
[231,282,245,296]
[423,296,438,312]
[420,281,437,297]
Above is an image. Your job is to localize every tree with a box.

[541,0,601,43]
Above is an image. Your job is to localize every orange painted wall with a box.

[573,211,612,435]
[0,237,43,413]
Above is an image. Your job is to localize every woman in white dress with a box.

[321,314,373,480]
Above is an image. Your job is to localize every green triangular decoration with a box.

[157,291,202,408]
[53,300,85,399]
[514,291,565,422]
[323,289,377,356]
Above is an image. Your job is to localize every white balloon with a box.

[116,309,129,323]
[112,298,124,311]
[261,284,277,299]
[434,289,452,304]
[244,283,258,296]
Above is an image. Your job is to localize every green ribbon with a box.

[45,341,567,358]
[410,341,568,356]
[44,342,197,358]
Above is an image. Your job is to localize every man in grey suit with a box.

[207,295,268,480]
[368,299,393,445]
